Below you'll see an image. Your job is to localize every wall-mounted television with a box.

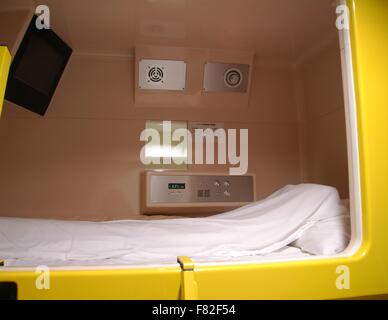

[5,15,72,116]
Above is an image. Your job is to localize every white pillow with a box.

[291,215,351,255]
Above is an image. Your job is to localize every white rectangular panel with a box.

[142,172,256,215]
[138,59,186,91]
[149,174,254,204]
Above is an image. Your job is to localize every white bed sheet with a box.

[0,184,347,267]
[3,246,311,267]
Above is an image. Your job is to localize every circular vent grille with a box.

[148,66,164,83]
[224,68,243,88]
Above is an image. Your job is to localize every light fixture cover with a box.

[203,62,250,92]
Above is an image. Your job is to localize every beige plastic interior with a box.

[0,1,348,220]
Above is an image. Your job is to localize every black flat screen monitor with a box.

[5,15,72,115]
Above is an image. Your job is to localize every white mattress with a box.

[0,184,347,268]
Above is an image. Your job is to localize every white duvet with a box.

[0,184,348,266]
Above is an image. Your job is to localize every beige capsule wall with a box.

[0,1,348,220]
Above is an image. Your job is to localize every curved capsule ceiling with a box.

[0,0,337,62]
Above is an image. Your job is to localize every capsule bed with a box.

[0,184,350,268]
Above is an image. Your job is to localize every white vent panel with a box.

[138,59,186,91]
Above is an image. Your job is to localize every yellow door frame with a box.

[0,46,11,116]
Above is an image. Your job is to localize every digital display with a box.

[168,183,186,190]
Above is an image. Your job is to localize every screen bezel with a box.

[5,15,72,116]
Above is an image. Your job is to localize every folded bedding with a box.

[0,184,350,267]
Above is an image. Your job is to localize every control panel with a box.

[142,172,255,215]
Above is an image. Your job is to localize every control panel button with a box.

[223,190,231,197]
[223,180,230,187]
[214,180,221,187]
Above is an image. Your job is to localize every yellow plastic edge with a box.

[0,267,182,300]
[0,46,11,117]
[178,256,198,300]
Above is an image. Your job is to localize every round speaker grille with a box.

[224,68,243,88]
[148,67,164,82]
